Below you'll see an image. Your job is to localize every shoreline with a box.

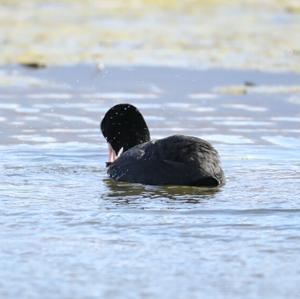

[1,0,300,72]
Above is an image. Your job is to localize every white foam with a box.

[189,93,219,99]
[223,104,267,112]
[201,134,254,144]
[27,93,73,99]
[262,136,300,148]
[0,103,19,109]
[12,135,57,143]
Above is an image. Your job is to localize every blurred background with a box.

[0,0,300,71]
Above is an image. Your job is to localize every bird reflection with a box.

[101,178,220,204]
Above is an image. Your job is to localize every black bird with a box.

[101,104,225,187]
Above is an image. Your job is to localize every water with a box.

[1,65,300,299]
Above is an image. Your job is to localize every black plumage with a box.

[101,104,225,187]
[101,104,150,155]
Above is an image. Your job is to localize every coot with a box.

[101,104,225,187]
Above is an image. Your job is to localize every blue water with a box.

[0,65,300,299]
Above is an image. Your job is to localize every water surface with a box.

[0,65,300,299]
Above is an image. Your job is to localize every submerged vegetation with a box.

[0,0,300,71]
